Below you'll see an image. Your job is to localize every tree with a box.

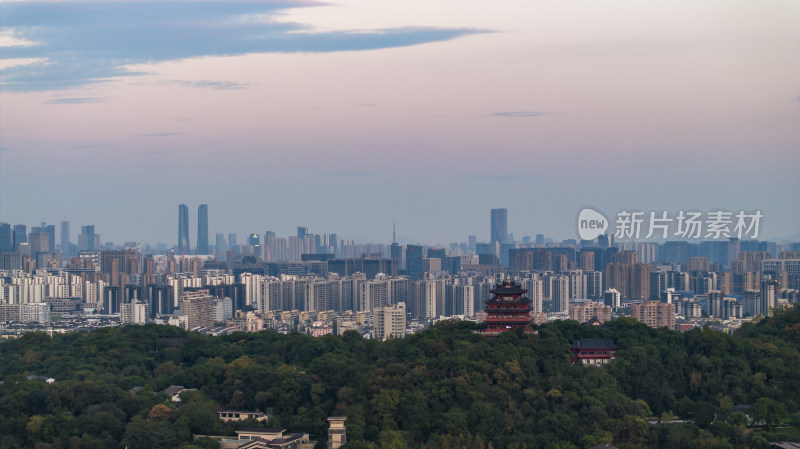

[147,404,175,422]
[751,397,787,430]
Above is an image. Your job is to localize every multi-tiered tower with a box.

[483,277,535,334]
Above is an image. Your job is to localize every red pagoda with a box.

[481,277,536,334]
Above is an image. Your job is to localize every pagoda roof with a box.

[490,279,527,295]
[486,297,531,305]
[570,338,617,350]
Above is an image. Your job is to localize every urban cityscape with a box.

[2,206,798,340]
[2,0,799,447]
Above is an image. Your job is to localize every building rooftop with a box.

[490,280,527,296]
[162,385,187,394]
[570,338,617,350]
[236,428,286,434]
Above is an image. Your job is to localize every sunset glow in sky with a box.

[1,0,799,245]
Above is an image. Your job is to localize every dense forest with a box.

[1,305,799,449]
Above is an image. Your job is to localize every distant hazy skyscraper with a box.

[46,224,55,253]
[60,220,70,256]
[197,204,209,255]
[491,208,508,244]
[297,227,308,238]
[29,230,50,255]
[0,223,11,252]
[79,225,95,251]
[215,233,226,256]
[178,204,190,254]
[31,224,55,254]
[13,225,27,248]
[228,233,237,248]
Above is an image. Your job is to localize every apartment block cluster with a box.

[2,207,799,336]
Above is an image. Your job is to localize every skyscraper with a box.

[29,230,50,255]
[406,245,423,281]
[215,233,226,257]
[552,274,569,312]
[79,225,95,251]
[31,224,55,254]
[13,225,27,249]
[178,204,190,254]
[0,223,11,252]
[760,277,778,317]
[60,220,71,257]
[47,224,55,253]
[197,204,209,255]
[491,208,508,244]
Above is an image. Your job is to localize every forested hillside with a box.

[1,305,799,449]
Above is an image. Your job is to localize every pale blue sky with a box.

[1,0,798,245]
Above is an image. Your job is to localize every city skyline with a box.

[3,208,800,253]
[1,0,799,244]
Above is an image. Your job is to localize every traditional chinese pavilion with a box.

[569,338,617,366]
[482,277,536,334]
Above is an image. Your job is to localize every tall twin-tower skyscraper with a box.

[178,204,208,254]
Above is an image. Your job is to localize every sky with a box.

[1,0,799,246]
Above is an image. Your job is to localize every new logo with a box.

[577,208,609,241]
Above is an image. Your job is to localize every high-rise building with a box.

[78,225,95,251]
[197,204,209,255]
[0,223,11,252]
[760,277,778,317]
[569,301,612,323]
[248,233,260,246]
[490,208,508,244]
[13,224,27,249]
[121,300,147,324]
[287,236,303,261]
[29,230,50,255]
[630,263,650,300]
[585,270,603,298]
[631,300,675,329]
[374,302,406,340]
[579,251,595,271]
[297,227,309,238]
[60,220,71,257]
[178,204,190,254]
[686,257,710,272]
[603,289,621,308]
[605,261,650,300]
[228,233,237,248]
[551,275,569,312]
[215,233,227,257]
[406,245,423,281]
[468,235,477,252]
[180,289,215,329]
[390,242,403,270]
[46,224,55,253]
[32,223,56,256]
